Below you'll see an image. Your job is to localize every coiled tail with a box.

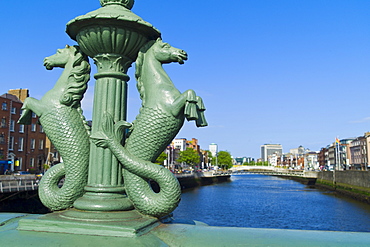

[38,108,90,211]
[91,111,182,218]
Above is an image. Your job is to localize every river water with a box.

[173,174,370,232]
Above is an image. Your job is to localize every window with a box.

[19,124,24,133]
[30,139,35,149]
[0,133,5,144]
[30,158,35,167]
[19,109,23,115]
[32,112,37,118]
[2,102,7,110]
[1,118,6,128]
[9,136,14,150]
[31,124,36,132]
[11,107,16,114]
[18,137,24,151]
[10,120,15,132]
[40,125,44,133]
[39,139,44,150]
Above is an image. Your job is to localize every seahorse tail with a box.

[38,163,77,210]
[120,107,183,217]
[124,169,181,218]
[38,108,90,211]
[108,141,181,218]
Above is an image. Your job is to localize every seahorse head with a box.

[43,45,91,108]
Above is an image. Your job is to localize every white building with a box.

[172,138,187,151]
[290,146,306,155]
[209,143,218,157]
[304,152,319,170]
[261,144,283,162]
[268,153,278,166]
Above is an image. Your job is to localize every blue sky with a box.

[2,0,370,159]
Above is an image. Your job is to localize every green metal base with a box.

[17,209,159,237]
[73,191,135,211]
[2,213,370,246]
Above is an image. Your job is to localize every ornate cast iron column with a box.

[66,0,160,211]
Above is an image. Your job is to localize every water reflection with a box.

[173,174,370,232]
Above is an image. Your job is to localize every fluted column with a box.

[73,54,133,211]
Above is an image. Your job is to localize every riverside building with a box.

[260,144,283,162]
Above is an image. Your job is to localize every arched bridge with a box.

[230,166,318,179]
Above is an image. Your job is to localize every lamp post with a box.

[66,0,160,211]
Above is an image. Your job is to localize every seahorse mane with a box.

[135,40,157,104]
[60,45,91,108]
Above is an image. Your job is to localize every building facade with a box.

[350,136,367,170]
[261,144,283,162]
[172,138,187,151]
[209,143,218,157]
[0,90,49,174]
[304,152,319,170]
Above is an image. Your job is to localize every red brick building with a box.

[0,90,48,174]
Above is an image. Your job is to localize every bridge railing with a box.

[231,169,318,178]
[0,175,39,193]
[175,171,232,179]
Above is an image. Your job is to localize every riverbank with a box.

[0,172,231,214]
[315,171,370,204]
[2,174,370,246]
[276,171,370,204]
[175,173,370,232]
[175,172,231,190]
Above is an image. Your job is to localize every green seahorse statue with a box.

[18,45,91,211]
[92,38,207,218]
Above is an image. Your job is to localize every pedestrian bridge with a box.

[230,166,318,179]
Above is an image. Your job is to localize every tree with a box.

[155,152,167,166]
[177,148,200,168]
[243,160,255,166]
[217,151,233,170]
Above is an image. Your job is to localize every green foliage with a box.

[217,151,233,170]
[206,150,213,159]
[205,150,215,165]
[177,148,200,167]
[242,161,269,166]
[28,168,37,174]
[155,152,167,165]
[242,160,255,166]
[43,163,50,170]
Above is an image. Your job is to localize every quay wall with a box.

[315,171,370,204]
[176,173,231,190]
[317,170,370,188]
[0,173,230,214]
[270,170,370,204]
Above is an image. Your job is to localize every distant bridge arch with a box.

[230,166,318,179]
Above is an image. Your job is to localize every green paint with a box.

[7,1,370,245]
[67,0,157,212]
[18,210,160,238]
[18,45,91,211]
[1,213,368,246]
[19,0,206,218]
[91,38,207,217]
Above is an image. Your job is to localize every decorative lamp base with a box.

[17,209,160,238]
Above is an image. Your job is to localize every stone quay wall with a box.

[317,171,370,188]
[315,170,370,204]
[176,173,231,190]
